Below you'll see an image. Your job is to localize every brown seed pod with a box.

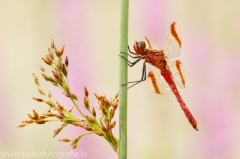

[51,39,55,49]
[38,88,45,95]
[71,93,78,100]
[110,121,116,129]
[56,102,64,110]
[42,57,52,65]
[42,74,54,82]
[62,64,67,77]
[112,101,118,110]
[59,46,65,56]
[39,65,46,72]
[33,73,39,85]
[22,119,34,123]
[96,132,104,136]
[68,107,73,113]
[65,56,68,67]
[86,115,95,123]
[59,138,71,142]
[57,59,62,71]
[48,48,54,60]
[16,124,27,128]
[84,86,88,97]
[92,107,96,117]
[33,97,44,102]
[35,120,46,124]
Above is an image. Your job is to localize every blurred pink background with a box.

[0,0,240,159]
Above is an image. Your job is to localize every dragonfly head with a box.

[134,40,146,54]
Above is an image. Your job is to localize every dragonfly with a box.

[120,22,198,131]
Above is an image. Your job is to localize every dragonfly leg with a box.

[122,63,146,89]
[120,52,141,58]
[119,55,142,67]
[128,45,139,55]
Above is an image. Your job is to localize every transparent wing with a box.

[162,22,181,58]
[167,60,185,88]
[147,69,172,94]
[147,60,185,94]
[144,37,159,51]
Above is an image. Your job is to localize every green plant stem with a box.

[119,0,129,158]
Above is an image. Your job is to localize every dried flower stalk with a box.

[17,40,119,152]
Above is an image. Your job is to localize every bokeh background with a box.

[0,0,240,159]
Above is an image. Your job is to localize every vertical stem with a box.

[119,0,129,158]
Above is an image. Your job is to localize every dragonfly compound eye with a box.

[137,41,146,53]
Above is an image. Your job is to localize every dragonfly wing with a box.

[147,69,172,94]
[167,60,186,89]
[144,37,159,51]
[162,22,181,58]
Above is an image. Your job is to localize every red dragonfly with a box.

[120,22,198,131]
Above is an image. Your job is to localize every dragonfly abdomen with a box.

[161,69,198,131]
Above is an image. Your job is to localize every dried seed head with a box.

[33,73,39,85]
[104,97,110,106]
[48,48,54,60]
[39,65,46,72]
[28,114,36,120]
[42,74,54,82]
[59,46,65,56]
[110,121,116,129]
[33,97,44,102]
[100,122,107,132]
[55,107,65,117]
[84,97,89,109]
[68,107,73,113]
[101,107,106,116]
[72,136,81,149]
[38,88,45,95]
[105,118,109,129]
[45,101,55,107]
[94,93,101,101]
[22,119,34,123]
[84,86,88,97]
[65,56,68,67]
[55,47,60,57]
[52,70,61,81]
[35,120,46,124]
[57,59,62,71]
[39,116,47,119]
[45,55,53,64]
[48,91,52,99]
[17,124,27,128]
[109,108,115,118]
[96,132,104,136]
[59,138,71,142]
[62,92,70,98]
[115,90,119,99]
[62,64,67,77]
[92,107,96,117]
[72,122,84,127]
[83,126,95,131]
[112,101,118,110]
[44,112,54,116]
[56,102,64,110]
[51,39,55,49]
[53,114,63,119]
[71,93,78,100]
[51,81,59,87]
[86,115,95,123]
[53,127,63,138]
[42,57,52,65]
[33,109,39,118]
